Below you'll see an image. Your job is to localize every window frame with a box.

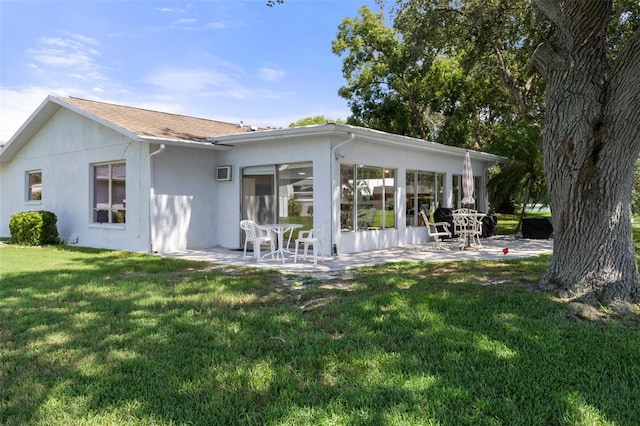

[405,170,444,226]
[340,163,396,232]
[92,161,126,225]
[25,170,42,202]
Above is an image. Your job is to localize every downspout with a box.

[148,144,165,252]
[150,144,166,158]
[330,133,354,256]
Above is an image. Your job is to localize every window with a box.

[26,170,42,201]
[340,164,396,231]
[406,170,444,226]
[94,162,126,224]
[277,162,314,220]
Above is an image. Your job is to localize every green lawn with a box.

[1,243,639,425]
[494,211,551,235]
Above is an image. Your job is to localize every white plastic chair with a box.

[293,221,327,265]
[420,210,451,250]
[240,220,274,261]
[472,214,484,248]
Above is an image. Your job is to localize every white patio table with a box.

[452,210,486,250]
[259,223,303,262]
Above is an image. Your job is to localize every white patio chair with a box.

[471,214,484,248]
[293,221,327,265]
[420,210,451,250]
[240,220,274,262]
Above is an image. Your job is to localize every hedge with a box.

[9,210,60,246]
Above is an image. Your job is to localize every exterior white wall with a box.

[1,112,500,256]
[0,108,150,251]
[211,132,493,256]
[150,145,219,252]
[215,134,333,251]
[331,136,489,254]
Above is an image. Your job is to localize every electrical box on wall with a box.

[216,166,232,181]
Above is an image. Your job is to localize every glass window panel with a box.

[95,177,109,205]
[384,168,395,228]
[340,164,355,231]
[342,164,397,231]
[112,163,126,180]
[407,170,442,226]
[242,174,276,225]
[93,162,125,224]
[436,173,444,209]
[417,171,436,220]
[357,166,378,230]
[406,170,418,226]
[278,162,313,233]
[453,175,461,209]
[27,171,42,201]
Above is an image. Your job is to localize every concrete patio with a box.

[158,235,553,274]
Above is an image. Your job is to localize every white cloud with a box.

[144,67,238,92]
[149,5,230,32]
[157,7,176,13]
[143,66,292,102]
[170,19,229,31]
[27,33,106,80]
[174,18,198,25]
[256,67,286,82]
[204,22,227,30]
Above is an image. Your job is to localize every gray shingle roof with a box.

[60,97,263,141]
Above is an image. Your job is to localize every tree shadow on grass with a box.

[1,246,639,425]
[333,260,640,424]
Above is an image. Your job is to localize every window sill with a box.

[88,223,126,230]
[24,200,42,205]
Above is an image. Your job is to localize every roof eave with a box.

[139,136,233,151]
[209,123,507,163]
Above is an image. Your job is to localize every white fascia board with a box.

[208,123,507,164]
[350,127,506,163]
[207,124,339,145]
[139,136,233,151]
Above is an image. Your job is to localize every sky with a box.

[0,0,381,143]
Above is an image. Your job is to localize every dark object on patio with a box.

[522,217,553,239]
[434,207,455,238]
[482,215,498,237]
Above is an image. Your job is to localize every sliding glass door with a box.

[241,162,314,228]
[241,165,276,225]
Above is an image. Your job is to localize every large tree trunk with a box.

[532,0,640,304]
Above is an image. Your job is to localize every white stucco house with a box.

[0,96,504,255]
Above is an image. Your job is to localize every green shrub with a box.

[9,210,60,246]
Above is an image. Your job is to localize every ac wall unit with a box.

[216,166,232,181]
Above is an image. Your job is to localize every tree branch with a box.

[492,44,530,117]
[397,74,428,139]
[533,0,563,27]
